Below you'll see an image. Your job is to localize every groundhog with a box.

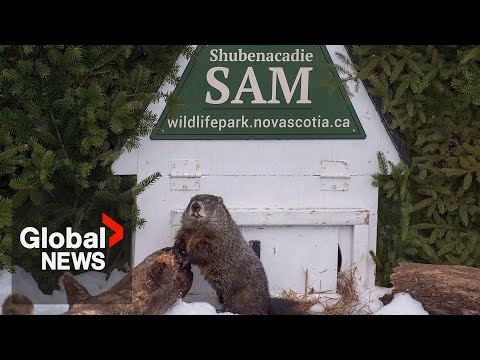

[174,194,310,315]
[2,293,34,315]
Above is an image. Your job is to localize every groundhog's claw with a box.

[181,257,191,270]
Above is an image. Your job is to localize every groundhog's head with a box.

[182,194,227,226]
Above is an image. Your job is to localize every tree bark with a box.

[62,247,193,315]
[391,262,480,315]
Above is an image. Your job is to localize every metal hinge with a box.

[170,159,201,191]
[320,160,351,191]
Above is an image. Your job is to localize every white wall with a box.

[113,45,401,292]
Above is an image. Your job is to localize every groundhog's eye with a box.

[205,199,212,205]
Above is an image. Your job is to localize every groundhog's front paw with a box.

[173,243,186,253]
[162,246,175,252]
[181,255,191,270]
[169,246,190,269]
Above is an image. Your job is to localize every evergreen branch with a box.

[49,109,69,160]
[78,45,109,88]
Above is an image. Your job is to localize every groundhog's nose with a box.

[191,202,201,212]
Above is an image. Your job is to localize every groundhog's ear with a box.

[217,196,223,204]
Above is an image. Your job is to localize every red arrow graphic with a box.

[102,213,124,248]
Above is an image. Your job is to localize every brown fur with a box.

[176,226,221,268]
[2,293,34,315]
[174,194,309,315]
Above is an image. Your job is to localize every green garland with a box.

[0,45,191,292]
[338,46,480,286]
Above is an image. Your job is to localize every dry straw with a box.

[280,268,373,315]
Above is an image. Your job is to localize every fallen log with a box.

[391,262,480,315]
[62,247,193,315]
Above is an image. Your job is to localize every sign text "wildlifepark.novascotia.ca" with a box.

[151,45,366,140]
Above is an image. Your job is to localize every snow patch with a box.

[373,293,428,315]
[354,286,392,314]
[0,266,127,315]
[163,299,235,315]
[1,267,429,315]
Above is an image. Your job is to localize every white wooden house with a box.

[113,45,405,303]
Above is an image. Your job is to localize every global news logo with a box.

[19,213,123,271]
